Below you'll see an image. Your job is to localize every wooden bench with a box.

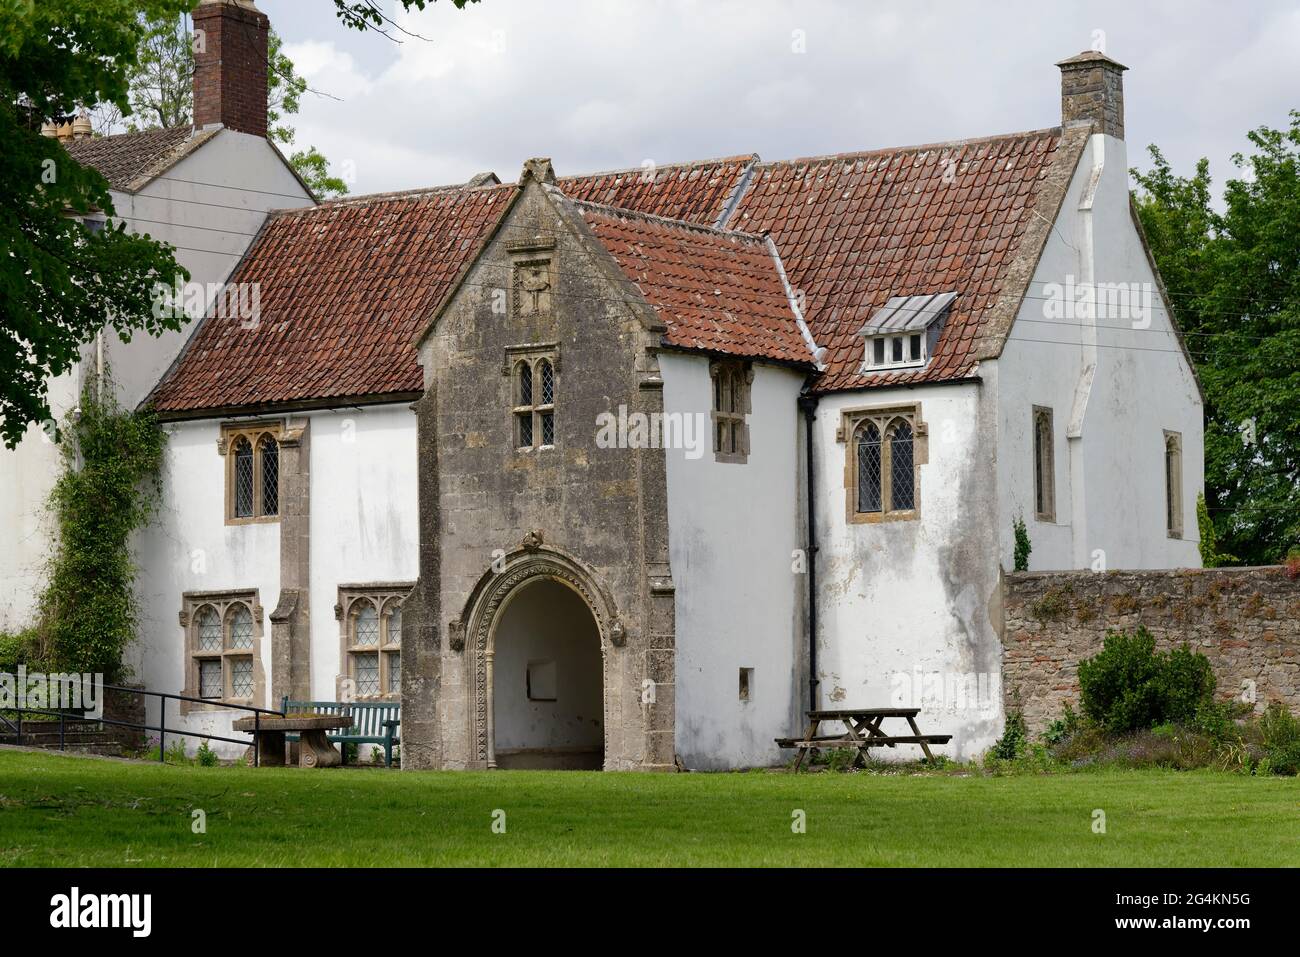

[281,698,401,767]
[776,707,951,771]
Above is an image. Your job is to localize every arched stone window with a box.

[510,351,557,451]
[181,590,264,710]
[337,584,411,700]
[842,404,925,523]
[221,423,281,523]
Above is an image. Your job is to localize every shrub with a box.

[0,628,44,673]
[990,711,1028,760]
[1256,703,1300,775]
[195,740,219,767]
[1077,627,1215,733]
[1012,515,1031,572]
[1042,703,1081,746]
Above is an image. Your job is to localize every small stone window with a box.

[1164,430,1183,538]
[181,590,264,711]
[840,404,926,524]
[710,359,752,464]
[739,667,753,702]
[337,584,412,700]
[220,423,281,523]
[1033,406,1056,522]
[509,351,557,451]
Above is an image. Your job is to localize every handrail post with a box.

[59,710,65,751]
[158,694,165,763]
[253,711,260,768]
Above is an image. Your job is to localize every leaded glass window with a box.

[228,604,254,650]
[846,408,922,521]
[259,434,278,516]
[196,607,221,651]
[355,652,380,697]
[889,420,915,511]
[512,353,557,450]
[354,602,379,646]
[199,659,222,698]
[856,422,882,513]
[233,438,254,518]
[229,656,254,698]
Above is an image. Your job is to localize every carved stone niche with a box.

[448,618,466,653]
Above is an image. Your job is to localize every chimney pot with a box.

[1056,50,1127,139]
[192,0,269,138]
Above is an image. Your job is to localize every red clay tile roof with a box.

[725,128,1074,391]
[573,200,814,366]
[149,183,518,414]
[559,156,755,226]
[63,126,216,192]
[150,127,1088,414]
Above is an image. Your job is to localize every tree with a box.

[0,0,191,448]
[1134,113,1300,565]
[332,0,478,38]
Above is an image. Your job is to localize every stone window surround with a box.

[1164,429,1183,539]
[1033,405,1056,523]
[710,359,753,464]
[178,589,266,714]
[837,401,928,524]
[335,583,413,701]
[217,420,282,525]
[509,237,555,318]
[504,343,560,452]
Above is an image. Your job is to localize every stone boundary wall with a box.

[1002,567,1300,733]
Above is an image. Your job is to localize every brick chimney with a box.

[192,0,269,137]
[1056,50,1127,139]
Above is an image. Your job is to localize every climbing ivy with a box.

[35,382,166,678]
[1196,493,1238,568]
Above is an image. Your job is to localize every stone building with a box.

[0,1,1207,768]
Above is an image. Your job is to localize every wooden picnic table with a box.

[232,714,353,768]
[776,707,951,771]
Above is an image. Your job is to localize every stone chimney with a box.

[1056,50,1127,139]
[192,0,269,137]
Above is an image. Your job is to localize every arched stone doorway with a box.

[492,578,603,769]
[453,543,626,770]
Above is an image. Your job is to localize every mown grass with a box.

[0,750,1295,867]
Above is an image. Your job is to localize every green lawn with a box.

[0,750,1295,866]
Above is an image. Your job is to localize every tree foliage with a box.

[0,0,191,448]
[1134,114,1300,565]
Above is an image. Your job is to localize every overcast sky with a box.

[255,0,1299,197]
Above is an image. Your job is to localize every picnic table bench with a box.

[281,698,401,767]
[776,707,951,771]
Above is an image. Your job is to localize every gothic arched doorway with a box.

[491,577,603,769]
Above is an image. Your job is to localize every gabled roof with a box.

[725,127,1085,390]
[63,126,219,192]
[571,199,815,366]
[148,125,1092,416]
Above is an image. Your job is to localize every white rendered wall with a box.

[132,418,280,755]
[305,406,418,703]
[995,131,1203,572]
[661,353,807,770]
[813,381,1004,760]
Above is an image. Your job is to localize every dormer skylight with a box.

[858,292,956,373]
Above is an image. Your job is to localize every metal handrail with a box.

[0,673,285,766]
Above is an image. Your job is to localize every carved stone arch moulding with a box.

[451,544,624,765]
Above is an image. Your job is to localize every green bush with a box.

[1012,516,1031,572]
[0,628,44,673]
[195,740,219,767]
[1042,703,1081,746]
[990,711,1028,760]
[1078,627,1215,732]
[1256,703,1300,775]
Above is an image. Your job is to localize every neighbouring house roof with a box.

[571,199,815,366]
[63,126,219,192]
[149,126,1091,416]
